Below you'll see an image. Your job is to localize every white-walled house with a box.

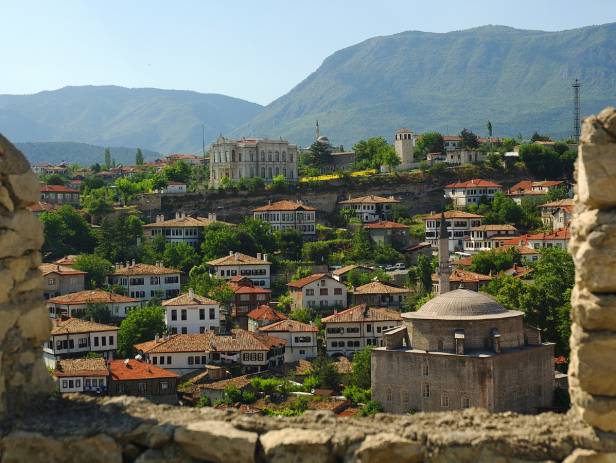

[424,211,484,252]
[43,318,119,368]
[163,181,187,194]
[444,179,502,209]
[338,195,400,223]
[463,224,519,254]
[143,212,229,246]
[321,305,402,357]
[207,251,271,288]
[40,263,86,299]
[253,200,317,237]
[135,329,286,375]
[287,273,347,311]
[258,319,318,363]
[540,199,574,231]
[502,228,571,251]
[107,262,182,301]
[46,289,141,319]
[162,289,221,334]
[54,358,108,394]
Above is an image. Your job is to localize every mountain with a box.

[234,24,616,146]
[0,86,263,154]
[15,142,160,166]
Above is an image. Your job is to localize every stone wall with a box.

[568,107,616,435]
[1,109,616,461]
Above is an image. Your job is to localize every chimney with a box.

[235,252,239,261]
[256,252,262,260]
[155,334,160,343]
[229,250,234,256]
[175,211,180,219]
[189,288,194,299]
[132,259,136,266]
[263,254,268,262]
[125,261,130,268]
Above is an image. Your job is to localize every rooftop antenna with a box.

[573,79,581,141]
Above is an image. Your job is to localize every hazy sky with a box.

[2,0,615,105]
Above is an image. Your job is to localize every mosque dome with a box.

[408,289,514,319]
[316,135,330,145]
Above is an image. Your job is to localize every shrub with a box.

[359,400,383,416]
[343,385,371,404]
[196,396,211,408]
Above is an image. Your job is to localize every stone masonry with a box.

[2,109,616,461]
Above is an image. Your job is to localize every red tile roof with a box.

[253,200,316,212]
[364,221,408,230]
[332,264,372,276]
[287,273,334,289]
[47,289,139,305]
[50,318,118,336]
[258,319,318,333]
[40,184,80,193]
[445,179,502,188]
[247,305,287,322]
[431,268,493,283]
[353,281,410,295]
[423,211,484,220]
[110,263,181,276]
[207,252,271,266]
[502,228,570,245]
[28,201,59,213]
[321,305,402,323]
[339,195,399,205]
[109,359,178,381]
[54,358,109,377]
[162,292,219,306]
[39,263,86,276]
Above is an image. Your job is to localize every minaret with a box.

[316,120,320,140]
[437,211,451,294]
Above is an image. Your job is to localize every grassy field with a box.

[299,169,377,183]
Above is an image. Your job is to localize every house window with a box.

[461,397,470,408]
[441,393,449,407]
[171,310,177,321]
[93,337,99,347]
[181,327,187,334]
[62,380,68,389]
[209,308,216,319]
[386,388,392,401]
[422,363,429,376]
[152,357,158,365]
[160,381,169,391]
[319,288,328,296]
[138,382,146,394]
[199,309,205,320]
[181,309,187,321]
[167,356,172,364]
[422,383,430,398]
[47,278,55,285]
[188,356,194,365]
[109,336,114,345]
[334,288,342,295]
[402,390,409,408]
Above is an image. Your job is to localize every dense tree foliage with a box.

[95,213,143,263]
[459,128,479,149]
[135,148,144,166]
[353,137,399,170]
[470,248,521,275]
[40,205,97,259]
[350,347,372,389]
[519,143,577,180]
[187,264,233,303]
[73,254,114,289]
[117,305,166,357]
[414,132,444,158]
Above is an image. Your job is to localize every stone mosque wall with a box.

[1,109,616,461]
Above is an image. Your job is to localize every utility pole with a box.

[573,79,581,141]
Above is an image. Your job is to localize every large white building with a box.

[463,224,519,254]
[444,179,502,209]
[43,318,119,368]
[209,137,298,188]
[162,289,221,334]
[46,289,141,319]
[287,273,348,310]
[253,200,316,237]
[107,262,182,302]
[321,305,402,357]
[143,212,227,246]
[258,319,318,363]
[207,252,271,288]
[424,211,484,252]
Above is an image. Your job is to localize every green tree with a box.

[519,144,562,179]
[289,308,313,324]
[104,148,112,170]
[95,213,143,263]
[46,173,66,185]
[348,227,374,262]
[313,356,341,390]
[546,186,570,202]
[76,303,114,324]
[188,264,233,303]
[135,148,144,166]
[277,228,303,260]
[74,254,114,289]
[301,241,331,264]
[378,143,400,170]
[40,205,97,259]
[270,175,288,192]
[414,132,444,158]
[470,248,521,275]
[163,161,192,183]
[307,140,332,167]
[415,254,433,293]
[163,242,200,273]
[460,128,479,149]
[353,137,397,170]
[350,347,372,389]
[531,132,551,142]
[81,188,113,223]
[117,306,165,357]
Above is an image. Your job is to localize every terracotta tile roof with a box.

[233,285,271,295]
[162,292,219,306]
[135,329,286,354]
[50,317,118,336]
[287,273,333,289]
[144,215,231,228]
[453,257,473,267]
[321,305,402,323]
[339,195,399,205]
[503,264,533,278]
[207,252,271,266]
[39,263,86,276]
[353,281,410,295]
[501,244,540,255]
[431,268,493,283]
[247,305,287,322]
[110,263,181,276]
[40,184,80,193]
[503,228,570,245]
[28,201,59,213]
[201,374,253,390]
[540,199,575,208]
[334,356,353,374]
[109,359,178,381]
[53,255,79,266]
[507,180,565,195]
[445,179,502,188]
[470,224,518,232]
[47,290,139,305]
[258,319,318,333]
[443,135,462,142]
[253,200,316,212]
[402,242,432,253]
[363,221,408,230]
[332,264,372,276]
[423,211,484,220]
[54,358,108,377]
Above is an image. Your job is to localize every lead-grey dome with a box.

[415,289,508,318]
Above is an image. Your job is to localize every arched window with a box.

[386,388,392,401]
[275,167,279,176]
[282,151,286,162]
[283,167,287,177]
[250,151,255,162]
[261,167,265,178]
[289,153,294,163]
[274,151,279,161]
[268,151,272,162]
[289,170,294,179]
[261,151,265,162]
[238,152,242,162]
[268,167,273,178]
[231,150,235,162]
[422,363,429,376]
[224,151,228,162]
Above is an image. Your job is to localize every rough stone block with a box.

[572,287,616,332]
[1,431,66,463]
[18,303,51,342]
[354,433,423,463]
[570,208,616,292]
[174,420,257,463]
[580,108,616,145]
[0,185,14,212]
[577,144,616,208]
[570,324,616,396]
[564,449,616,463]
[6,170,40,207]
[570,380,616,433]
[0,134,32,175]
[260,428,333,463]
[0,210,44,259]
[67,434,122,463]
